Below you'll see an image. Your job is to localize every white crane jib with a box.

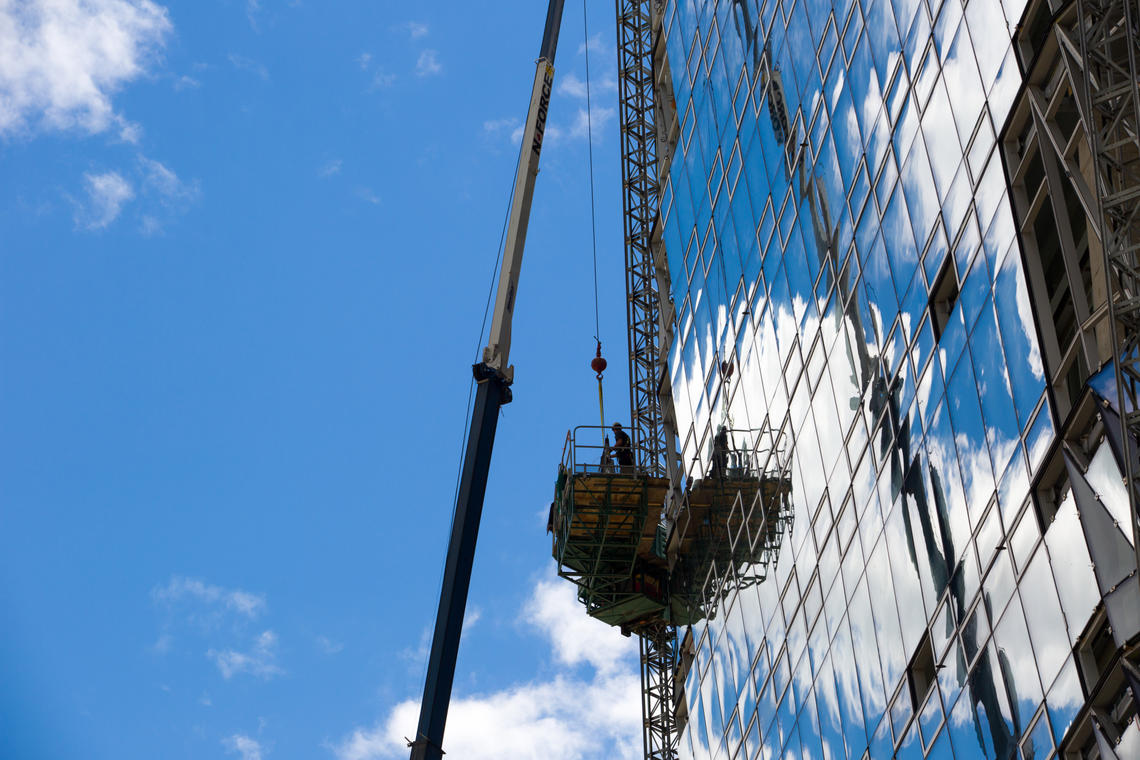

[481,51,558,384]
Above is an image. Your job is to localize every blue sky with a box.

[0,2,644,758]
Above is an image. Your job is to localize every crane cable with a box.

[581,0,606,436]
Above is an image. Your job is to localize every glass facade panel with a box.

[505,1,1131,759]
[642,0,1139,757]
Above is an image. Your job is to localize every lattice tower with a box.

[615,1,676,759]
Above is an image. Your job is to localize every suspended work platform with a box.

[671,479,793,621]
[549,424,793,632]
[550,426,673,629]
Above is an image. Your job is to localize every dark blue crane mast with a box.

[407,2,565,759]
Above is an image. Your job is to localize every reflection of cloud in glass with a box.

[1045,493,1100,636]
[1085,440,1134,546]
[658,0,1064,757]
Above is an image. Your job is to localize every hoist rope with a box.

[582,0,606,435]
[582,0,601,343]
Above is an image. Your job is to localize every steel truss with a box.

[616,2,675,759]
[637,622,678,760]
[1073,0,1140,573]
[617,0,666,477]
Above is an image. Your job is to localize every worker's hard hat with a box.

[612,422,622,429]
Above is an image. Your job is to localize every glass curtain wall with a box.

[653,1,1103,758]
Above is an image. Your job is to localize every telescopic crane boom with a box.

[407,3,565,759]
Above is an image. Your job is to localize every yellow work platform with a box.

[549,426,794,630]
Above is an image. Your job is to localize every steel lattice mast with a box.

[617,0,667,478]
[1074,0,1140,576]
[638,621,678,760]
[615,2,677,760]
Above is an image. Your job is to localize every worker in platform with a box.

[611,422,634,473]
[711,425,729,479]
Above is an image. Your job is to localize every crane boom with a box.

[408,3,565,759]
[483,3,563,381]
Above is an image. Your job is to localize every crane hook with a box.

[592,340,607,432]
[591,340,607,380]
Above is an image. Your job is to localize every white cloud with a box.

[415,49,441,77]
[462,607,481,634]
[208,630,283,680]
[334,673,641,760]
[134,157,197,234]
[483,106,613,148]
[244,0,298,31]
[316,635,344,655]
[522,579,632,674]
[139,156,198,204]
[557,73,590,99]
[401,21,428,39]
[398,626,430,670]
[483,117,525,145]
[334,573,640,760]
[354,49,392,86]
[563,106,614,141]
[577,33,603,56]
[556,72,616,100]
[78,170,133,229]
[318,159,342,178]
[153,576,267,618]
[151,632,173,654]
[370,70,396,90]
[0,0,171,139]
[355,186,381,205]
[224,734,264,760]
[245,0,260,29]
[228,53,268,80]
[483,117,519,136]
[173,74,200,91]
[139,213,161,235]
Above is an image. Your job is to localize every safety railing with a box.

[561,424,644,476]
[701,425,790,482]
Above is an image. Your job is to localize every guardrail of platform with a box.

[699,425,791,480]
[562,424,642,475]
